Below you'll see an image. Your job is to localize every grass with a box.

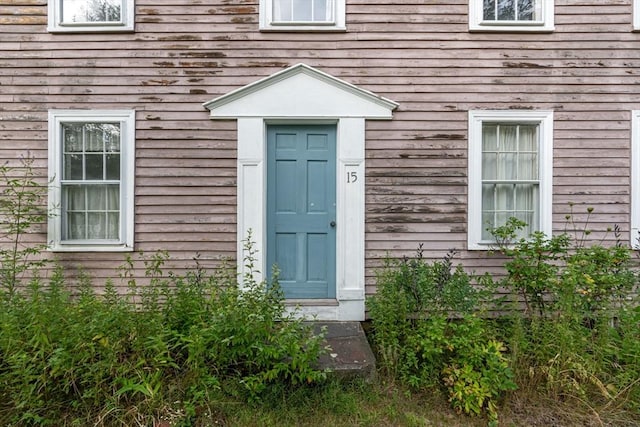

[205,377,639,427]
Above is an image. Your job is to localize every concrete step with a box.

[311,321,376,381]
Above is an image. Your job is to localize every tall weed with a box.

[0,239,327,425]
[368,248,514,424]
[490,210,640,417]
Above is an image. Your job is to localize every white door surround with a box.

[204,64,397,320]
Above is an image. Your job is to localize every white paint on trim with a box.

[631,111,640,248]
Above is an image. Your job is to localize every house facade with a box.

[3,0,640,320]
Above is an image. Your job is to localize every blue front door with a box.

[266,125,337,299]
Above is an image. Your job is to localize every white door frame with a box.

[204,64,397,320]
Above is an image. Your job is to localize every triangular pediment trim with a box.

[203,63,398,120]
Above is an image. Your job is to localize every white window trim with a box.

[259,0,346,31]
[631,111,640,247]
[468,110,553,250]
[634,0,640,31]
[469,0,554,32]
[48,110,136,252]
[48,0,135,33]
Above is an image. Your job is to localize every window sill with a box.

[49,243,134,253]
[259,25,346,32]
[469,24,554,33]
[47,25,135,33]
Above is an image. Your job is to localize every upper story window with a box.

[48,0,135,32]
[48,110,135,252]
[260,0,346,31]
[469,0,554,32]
[468,110,553,250]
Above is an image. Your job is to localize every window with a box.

[48,110,135,251]
[469,0,554,32]
[48,0,135,32]
[631,111,640,247]
[635,0,640,31]
[468,110,553,249]
[259,0,346,31]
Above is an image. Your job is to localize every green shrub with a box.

[368,248,515,423]
[0,238,327,425]
[490,211,640,417]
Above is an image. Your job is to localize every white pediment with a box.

[203,63,398,120]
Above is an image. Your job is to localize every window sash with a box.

[482,0,542,23]
[60,0,125,25]
[62,183,120,241]
[272,0,335,24]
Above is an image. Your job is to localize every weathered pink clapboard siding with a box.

[2,0,640,293]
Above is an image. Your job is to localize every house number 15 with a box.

[347,171,358,183]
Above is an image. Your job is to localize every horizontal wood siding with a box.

[2,0,639,294]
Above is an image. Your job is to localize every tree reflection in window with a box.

[62,0,122,23]
[483,0,535,21]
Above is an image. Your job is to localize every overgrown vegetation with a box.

[368,247,515,425]
[0,159,328,425]
[0,246,327,425]
[2,159,639,425]
[369,212,640,425]
[0,156,49,296]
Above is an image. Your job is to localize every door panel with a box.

[267,125,336,299]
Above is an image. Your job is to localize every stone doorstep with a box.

[309,321,376,381]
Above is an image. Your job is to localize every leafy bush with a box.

[368,247,515,424]
[0,239,327,425]
[490,211,640,418]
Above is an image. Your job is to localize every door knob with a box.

[330,221,336,227]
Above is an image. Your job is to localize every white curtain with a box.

[64,185,119,240]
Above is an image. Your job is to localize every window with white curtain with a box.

[48,110,135,251]
[48,0,135,32]
[468,110,553,249]
[260,0,345,30]
[469,0,554,32]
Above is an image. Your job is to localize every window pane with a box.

[63,124,83,152]
[106,154,120,180]
[62,0,122,23]
[66,212,86,240]
[314,0,330,21]
[517,0,534,20]
[273,0,292,21]
[87,185,107,210]
[107,212,119,239]
[107,184,119,210]
[519,125,537,151]
[482,124,498,151]
[483,0,496,20]
[64,185,85,210]
[87,212,106,239]
[85,154,103,180]
[497,0,515,20]
[64,153,83,180]
[292,0,312,21]
[103,124,120,152]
